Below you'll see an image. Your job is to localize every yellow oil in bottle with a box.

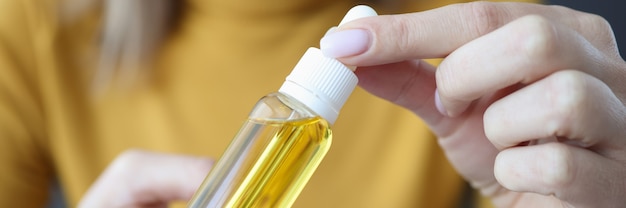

[229,117,331,207]
[189,115,332,208]
[189,6,375,207]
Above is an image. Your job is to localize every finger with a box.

[483,70,626,152]
[78,150,213,208]
[323,2,617,65]
[435,14,606,116]
[130,151,213,204]
[355,60,444,126]
[494,142,626,207]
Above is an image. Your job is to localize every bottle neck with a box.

[278,47,357,125]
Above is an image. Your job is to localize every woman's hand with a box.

[322,2,626,207]
[78,150,213,208]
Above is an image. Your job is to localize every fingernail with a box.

[434,89,448,116]
[323,26,337,37]
[320,29,370,58]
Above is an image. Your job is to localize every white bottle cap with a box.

[338,5,378,26]
[279,47,356,124]
[278,5,377,124]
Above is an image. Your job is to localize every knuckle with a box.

[545,71,588,136]
[117,149,145,162]
[577,12,612,34]
[109,149,146,171]
[386,15,414,55]
[515,16,558,75]
[460,1,506,36]
[577,13,618,50]
[557,5,619,54]
[547,4,611,34]
[541,143,577,190]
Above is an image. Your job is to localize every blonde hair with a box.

[66,0,181,92]
[79,0,390,92]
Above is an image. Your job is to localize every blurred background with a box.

[45,1,625,208]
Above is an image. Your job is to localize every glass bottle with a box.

[188,6,377,208]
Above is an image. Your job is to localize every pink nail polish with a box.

[323,27,337,37]
[320,29,370,58]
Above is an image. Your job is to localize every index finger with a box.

[321,2,614,66]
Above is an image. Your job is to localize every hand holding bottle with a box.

[321,2,626,207]
[77,150,213,208]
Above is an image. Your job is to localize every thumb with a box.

[78,149,213,208]
[355,60,444,126]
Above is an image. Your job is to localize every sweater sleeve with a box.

[0,0,53,207]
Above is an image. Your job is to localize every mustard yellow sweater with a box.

[0,0,535,207]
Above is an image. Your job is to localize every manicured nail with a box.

[323,26,337,37]
[320,29,370,58]
[434,89,448,116]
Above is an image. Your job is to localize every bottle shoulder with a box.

[248,92,321,122]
